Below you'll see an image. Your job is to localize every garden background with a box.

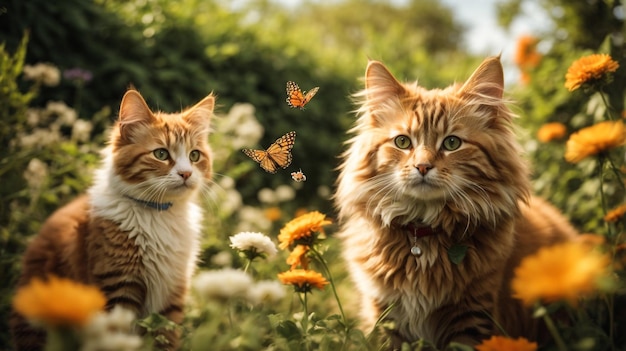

[1,0,626,350]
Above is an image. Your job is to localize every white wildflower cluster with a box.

[23,158,48,190]
[216,176,243,217]
[257,185,296,204]
[81,306,142,351]
[46,101,78,127]
[23,63,61,86]
[16,101,93,149]
[246,280,286,306]
[72,119,94,142]
[218,103,264,150]
[235,206,272,232]
[193,268,253,301]
[229,231,278,258]
[193,269,285,307]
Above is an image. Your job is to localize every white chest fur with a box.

[89,154,203,314]
[90,193,202,314]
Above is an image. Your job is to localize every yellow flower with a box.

[277,269,329,293]
[565,54,619,91]
[286,245,310,270]
[604,204,626,222]
[512,242,610,306]
[537,122,567,143]
[475,336,537,351]
[278,211,331,250]
[13,275,106,327]
[564,121,626,163]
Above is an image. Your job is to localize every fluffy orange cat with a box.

[10,89,215,350]
[335,57,577,348]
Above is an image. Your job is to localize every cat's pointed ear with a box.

[365,60,406,103]
[184,94,215,131]
[118,89,156,140]
[458,56,504,100]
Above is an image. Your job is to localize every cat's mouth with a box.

[408,180,446,200]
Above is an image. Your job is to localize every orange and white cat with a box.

[10,89,215,350]
[335,57,577,348]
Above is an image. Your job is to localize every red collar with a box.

[401,221,435,238]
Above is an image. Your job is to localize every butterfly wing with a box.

[266,131,296,170]
[302,87,319,106]
[242,131,296,174]
[286,81,305,109]
[242,149,279,173]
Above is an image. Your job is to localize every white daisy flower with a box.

[193,269,253,300]
[229,231,277,258]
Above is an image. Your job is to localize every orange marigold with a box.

[565,54,619,91]
[476,336,537,351]
[512,242,610,306]
[264,207,282,222]
[286,244,310,270]
[514,35,541,68]
[13,275,106,327]
[537,122,567,142]
[277,269,329,293]
[278,211,331,250]
[604,204,626,222]
[564,121,626,163]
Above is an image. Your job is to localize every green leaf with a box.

[447,244,468,265]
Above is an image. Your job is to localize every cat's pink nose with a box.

[179,171,192,180]
[416,164,433,175]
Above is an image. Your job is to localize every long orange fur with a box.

[334,57,577,348]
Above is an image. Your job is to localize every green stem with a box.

[310,248,347,328]
[542,313,567,351]
[599,90,615,120]
[299,292,310,349]
[243,258,251,274]
[598,156,613,239]
[606,156,626,193]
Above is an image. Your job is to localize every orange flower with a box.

[514,35,542,85]
[13,275,106,327]
[476,336,537,351]
[564,121,626,163]
[264,207,282,222]
[537,122,567,142]
[277,269,329,293]
[286,245,310,270]
[565,54,619,91]
[512,242,610,306]
[515,36,541,68]
[278,211,331,250]
[604,204,626,222]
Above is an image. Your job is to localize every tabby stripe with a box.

[463,140,499,172]
[100,280,146,296]
[93,270,126,281]
[161,304,183,315]
[106,296,143,310]
[447,309,491,329]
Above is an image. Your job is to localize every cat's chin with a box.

[405,184,446,201]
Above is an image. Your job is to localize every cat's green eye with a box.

[153,148,169,161]
[442,136,462,151]
[394,135,412,149]
[189,150,201,162]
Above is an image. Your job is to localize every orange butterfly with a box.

[242,131,296,174]
[286,81,319,110]
[291,169,307,182]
